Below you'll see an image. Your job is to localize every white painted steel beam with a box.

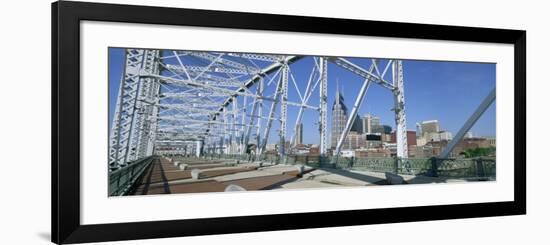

[319,57,328,156]
[438,88,496,159]
[393,60,408,158]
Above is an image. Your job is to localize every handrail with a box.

[109,156,155,196]
[196,153,495,178]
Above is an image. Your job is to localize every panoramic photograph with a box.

[108,48,496,196]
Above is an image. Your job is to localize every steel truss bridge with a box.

[108,48,495,172]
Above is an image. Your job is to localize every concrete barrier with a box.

[178,163,188,170]
[385,172,405,185]
[294,164,313,177]
[224,184,246,192]
[191,169,201,180]
[296,164,305,174]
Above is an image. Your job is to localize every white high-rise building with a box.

[416,123,422,137]
[439,131,453,141]
[421,120,440,137]
[362,113,380,134]
[426,130,453,142]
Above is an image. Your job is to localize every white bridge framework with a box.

[108,48,408,169]
[109,48,462,170]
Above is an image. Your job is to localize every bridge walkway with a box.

[130,157,306,195]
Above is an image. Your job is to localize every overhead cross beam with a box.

[329,58,395,90]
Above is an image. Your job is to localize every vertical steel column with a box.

[319,57,328,156]
[239,95,248,154]
[223,107,229,154]
[142,51,162,158]
[128,49,161,162]
[244,78,263,152]
[393,60,408,158]
[195,140,202,157]
[231,98,238,154]
[218,125,223,154]
[108,49,161,169]
[108,75,126,167]
[227,105,234,154]
[218,135,223,154]
[279,63,289,157]
[259,70,283,154]
[255,80,264,156]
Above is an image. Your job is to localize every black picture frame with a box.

[52,1,526,244]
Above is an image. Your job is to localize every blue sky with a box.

[109,48,496,144]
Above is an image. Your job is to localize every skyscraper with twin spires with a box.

[331,82,362,149]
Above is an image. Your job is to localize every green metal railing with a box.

[332,157,495,178]
[198,153,495,179]
[109,156,155,196]
[437,157,496,178]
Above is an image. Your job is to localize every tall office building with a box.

[295,123,303,145]
[425,130,453,142]
[439,131,453,141]
[331,83,363,149]
[416,123,422,137]
[372,124,392,134]
[418,120,452,142]
[362,116,369,133]
[362,113,380,134]
[420,120,440,137]
[331,86,348,148]
[352,114,363,134]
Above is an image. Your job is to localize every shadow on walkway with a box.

[320,168,386,185]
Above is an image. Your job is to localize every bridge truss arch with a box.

[108,48,408,170]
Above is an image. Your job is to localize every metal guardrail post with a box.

[476,158,486,177]
[429,157,439,177]
[393,157,399,174]
[116,172,121,192]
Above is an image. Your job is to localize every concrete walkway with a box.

[130,158,310,195]
[128,157,474,196]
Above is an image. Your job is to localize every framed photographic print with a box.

[52,1,526,244]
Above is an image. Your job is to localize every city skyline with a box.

[109,48,496,145]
